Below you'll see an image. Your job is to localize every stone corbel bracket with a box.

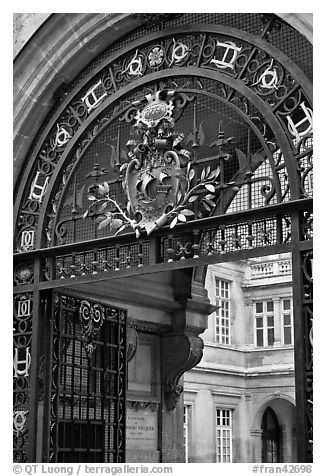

[161,326,204,411]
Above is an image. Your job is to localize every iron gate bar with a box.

[26,258,42,462]
[14,243,312,295]
[13,198,312,294]
[291,212,313,462]
[292,248,308,462]
[41,290,54,462]
[14,198,312,263]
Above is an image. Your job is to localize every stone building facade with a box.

[184,254,296,462]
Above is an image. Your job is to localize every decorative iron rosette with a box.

[79,300,105,357]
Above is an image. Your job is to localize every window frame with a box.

[254,300,275,347]
[183,403,191,463]
[253,297,293,348]
[215,408,233,463]
[183,403,192,463]
[214,277,231,345]
[281,298,293,345]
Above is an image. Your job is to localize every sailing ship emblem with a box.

[126,147,181,234]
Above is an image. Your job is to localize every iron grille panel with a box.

[15,16,313,252]
[164,13,264,35]
[158,212,292,263]
[52,80,285,247]
[67,13,311,97]
[227,158,287,214]
[13,293,33,463]
[267,21,312,80]
[17,13,311,200]
[50,240,149,280]
[49,294,126,463]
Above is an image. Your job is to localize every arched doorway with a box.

[251,395,297,463]
[13,13,313,463]
[261,407,281,462]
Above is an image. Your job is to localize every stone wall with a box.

[13,13,51,58]
[13,13,313,60]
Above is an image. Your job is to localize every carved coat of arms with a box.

[84,90,222,237]
[125,91,190,234]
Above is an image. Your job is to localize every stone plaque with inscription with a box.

[126,407,158,449]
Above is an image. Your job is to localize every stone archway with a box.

[14,13,313,188]
[251,395,297,463]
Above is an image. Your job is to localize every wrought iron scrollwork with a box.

[79,300,105,357]
[14,263,34,286]
[302,211,313,241]
[301,250,313,460]
[126,322,138,362]
[13,293,33,463]
[14,22,312,251]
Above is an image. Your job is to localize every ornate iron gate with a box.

[13,13,313,463]
[48,293,126,463]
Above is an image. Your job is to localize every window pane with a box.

[267,301,274,312]
[283,299,291,310]
[267,315,274,327]
[283,314,291,326]
[256,302,263,313]
[257,329,264,346]
[216,281,220,296]
[284,327,292,345]
[267,329,274,346]
[256,317,263,328]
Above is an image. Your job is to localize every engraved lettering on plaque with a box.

[126,410,158,449]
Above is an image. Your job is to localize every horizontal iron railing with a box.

[13,198,312,290]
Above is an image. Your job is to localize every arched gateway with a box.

[13,13,313,463]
